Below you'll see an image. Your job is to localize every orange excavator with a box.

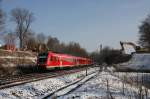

[120,41,149,54]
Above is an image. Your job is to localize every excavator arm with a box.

[120,41,140,50]
[120,41,141,54]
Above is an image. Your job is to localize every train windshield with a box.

[38,53,48,63]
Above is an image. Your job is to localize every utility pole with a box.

[99,44,102,72]
[100,44,102,53]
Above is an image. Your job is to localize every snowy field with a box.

[58,71,150,99]
[0,66,149,99]
[0,67,99,99]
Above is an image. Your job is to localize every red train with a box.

[37,51,92,69]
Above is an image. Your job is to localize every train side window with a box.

[52,56,57,62]
[52,56,54,62]
[51,56,56,62]
[55,57,57,61]
[50,56,53,62]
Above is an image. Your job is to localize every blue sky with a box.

[2,0,150,52]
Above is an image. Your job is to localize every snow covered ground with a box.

[0,67,99,99]
[119,53,150,70]
[57,71,150,99]
[0,66,149,99]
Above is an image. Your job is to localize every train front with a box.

[37,52,48,70]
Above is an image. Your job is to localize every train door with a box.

[60,57,62,67]
[76,58,79,66]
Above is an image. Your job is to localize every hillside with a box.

[0,49,37,77]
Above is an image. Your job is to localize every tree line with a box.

[0,6,88,57]
[90,47,131,65]
[90,14,150,65]
[1,1,150,64]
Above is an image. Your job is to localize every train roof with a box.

[47,51,90,60]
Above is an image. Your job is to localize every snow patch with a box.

[0,67,98,99]
[120,53,150,70]
[58,71,150,99]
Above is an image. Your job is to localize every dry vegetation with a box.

[0,49,37,57]
[0,49,37,77]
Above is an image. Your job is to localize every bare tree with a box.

[25,33,38,51]
[37,33,46,44]
[63,42,88,57]
[23,30,36,50]
[0,8,5,43]
[3,32,16,45]
[47,36,60,51]
[0,9,5,32]
[139,15,150,48]
[11,8,34,49]
[0,0,6,44]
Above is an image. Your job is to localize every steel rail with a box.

[0,67,90,89]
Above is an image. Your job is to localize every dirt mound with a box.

[0,49,37,57]
[0,50,38,77]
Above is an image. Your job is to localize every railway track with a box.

[0,66,90,89]
[42,70,98,99]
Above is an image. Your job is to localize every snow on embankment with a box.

[0,68,98,99]
[118,53,150,71]
[0,49,37,76]
[0,49,37,66]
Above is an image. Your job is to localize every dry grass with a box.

[0,50,38,77]
[0,49,37,57]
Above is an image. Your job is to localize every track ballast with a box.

[0,66,91,89]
